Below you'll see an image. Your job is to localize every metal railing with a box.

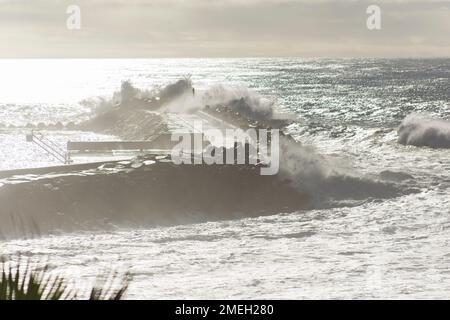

[26,130,71,164]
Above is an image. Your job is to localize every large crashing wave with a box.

[67,79,413,205]
[0,140,408,239]
[0,78,414,238]
[0,160,310,238]
[155,82,277,120]
[82,78,278,121]
[78,79,282,139]
[398,113,450,149]
[278,136,403,204]
[150,80,403,200]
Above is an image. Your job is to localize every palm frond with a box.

[0,257,129,300]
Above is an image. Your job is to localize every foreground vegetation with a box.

[0,257,129,300]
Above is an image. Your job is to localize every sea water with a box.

[1,58,450,299]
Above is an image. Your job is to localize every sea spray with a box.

[156,83,277,118]
[82,78,405,203]
[277,136,401,202]
[200,84,275,120]
[398,113,450,149]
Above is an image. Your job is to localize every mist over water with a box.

[1,58,450,299]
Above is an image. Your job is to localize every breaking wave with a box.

[398,113,450,149]
[201,84,276,120]
[278,136,405,204]
[0,78,415,238]
[0,159,309,238]
[82,79,277,120]
[0,148,410,239]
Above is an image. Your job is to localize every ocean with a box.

[1,58,450,299]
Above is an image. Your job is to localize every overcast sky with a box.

[0,0,449,58]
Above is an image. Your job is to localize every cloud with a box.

[0,0,449,57]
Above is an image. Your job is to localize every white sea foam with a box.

[398,113,450,148]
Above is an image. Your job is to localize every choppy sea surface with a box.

[1,58,450,299]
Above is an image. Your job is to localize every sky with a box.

[0,0,449,58]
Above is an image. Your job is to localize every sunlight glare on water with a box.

[1,58,449,299]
